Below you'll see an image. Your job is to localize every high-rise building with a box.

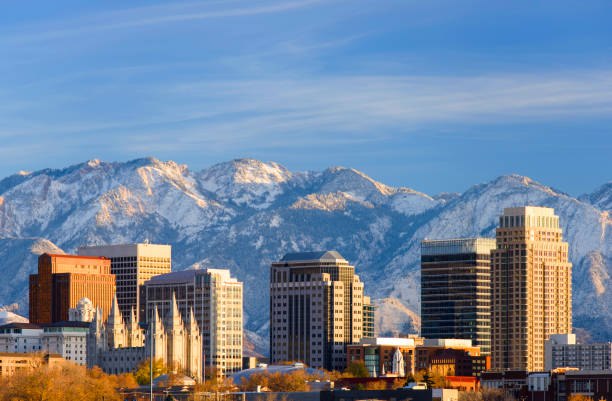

[29,254,115,324]
[421,238,496,356]
[491,206,572,371]
[78,243,171,322]
[269,251,366,371]
[362,296,376,339]
[139,268,243,377]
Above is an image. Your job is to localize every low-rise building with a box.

[0,323,44,353]
[0,321,90,365]
[42,322,90,365]
[481,370,529,400]
[426,348,490,378]
[415,339,482,372]
[347,336,421,377]
[545,334,612,371]
[0,353,64,377]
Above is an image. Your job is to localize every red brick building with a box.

[29,254,115,324]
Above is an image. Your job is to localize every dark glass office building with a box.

[420,238,496,355]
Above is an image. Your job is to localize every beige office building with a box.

[78,243,171,322]
[491,207,572,371]
[270,251,365,371]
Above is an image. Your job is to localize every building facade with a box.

[78,243,171,323]
[421,238,496,356]
[139,268,243,376]
[0,322,89,365]
[362,296,375,339]
[491,207,572,371]
[545,334,612,371]
[415,339,482,372]
[0,353,64,377]
[41,322,90,365]
[29,253,115,324]
[0,323,44,353]
[87,294,202,380]
[347,337,420,377]
[269,251,366,371]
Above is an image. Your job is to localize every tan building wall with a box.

[78,243,172,323]
[0,353,63,377]
[491,206,572,371]
[29,254,115,324]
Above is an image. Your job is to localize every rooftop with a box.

[280,251,346,262]
[144,268,235,285]
[0,323,42,330]
[45,321,91,328]
[42,253,109,261]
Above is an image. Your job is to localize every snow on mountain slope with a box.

[0,158,609,354]
[580,182,612,212]
[198,159,299,209]
[374,297,420,336]
[0,238,64,316]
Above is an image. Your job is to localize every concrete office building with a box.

[492,207,572,371]
[29,254,115,324]
[545,334,612,371]
[78,243,171,323]
[421,238,497,356]
[139,268,243,377]
[269,251,366,371]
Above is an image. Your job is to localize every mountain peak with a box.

[200,159,292,186]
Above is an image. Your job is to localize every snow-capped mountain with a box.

[0,157,609,356]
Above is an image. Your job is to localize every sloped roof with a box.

[280,251,345,262]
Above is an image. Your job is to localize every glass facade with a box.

[421,238,496,356]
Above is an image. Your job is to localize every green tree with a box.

[344,361,369,378]
[134,358,168,385]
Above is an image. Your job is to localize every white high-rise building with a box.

[139,268,243,377]
[78,243,172,322]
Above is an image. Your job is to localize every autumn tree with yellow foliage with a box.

[0,360,135,401]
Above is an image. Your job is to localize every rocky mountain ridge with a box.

[0,157,609,355]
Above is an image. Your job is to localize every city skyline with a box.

[0,1,611,196]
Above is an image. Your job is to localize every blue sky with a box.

[0,0,611,196]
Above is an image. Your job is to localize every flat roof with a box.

[144,268,236,285]
[280,251,346,262]
[45,321,90,328]
[43,253,109,261]
[0,323,42,330]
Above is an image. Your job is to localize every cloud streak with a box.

[2,70,611,148]
[0,0,326,44]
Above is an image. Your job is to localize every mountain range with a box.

[0,157,609,356]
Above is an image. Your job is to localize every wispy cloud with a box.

[0,0,326,44]
[2,70,611,148]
